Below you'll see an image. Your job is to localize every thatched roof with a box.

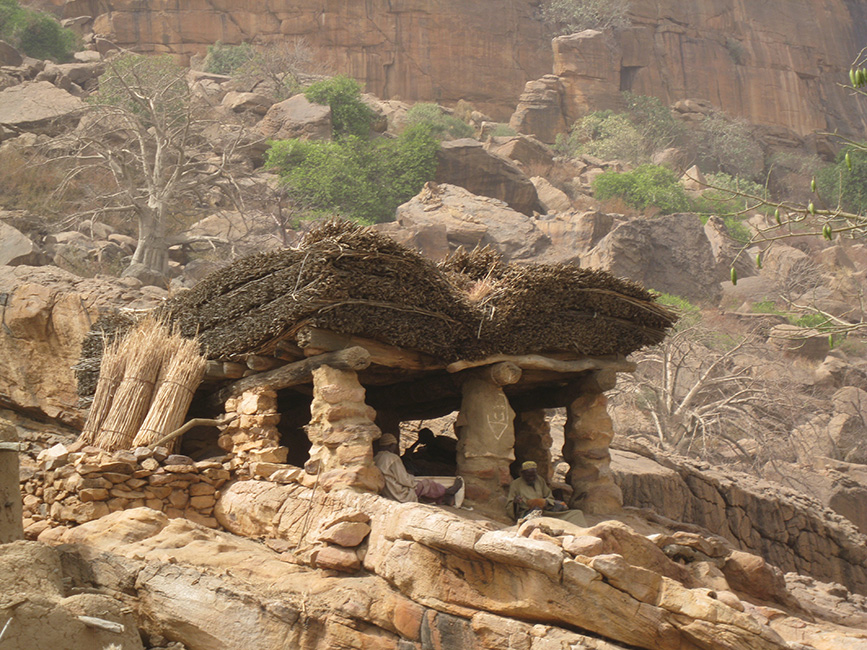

[77,220,677,400]
[158,220,676,362]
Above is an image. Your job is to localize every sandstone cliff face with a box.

[52,0,867,134]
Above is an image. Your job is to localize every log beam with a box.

[207,346,371,409]
[297,326,446,370]
[447,354,636,375]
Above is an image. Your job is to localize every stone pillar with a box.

[306,365,384,493]
[563,371,623,514]
[0,420,23,543]
[219,388,287,477]
[455,363,521,516]
[513,409,554,482]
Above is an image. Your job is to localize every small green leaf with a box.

[755,253,762,269]
[828,334,834,349]
[852,69,858,86]
[808,202,815,215]
[730,267,738,285]
[846,152,852,170]
[774,208,781,225]
[811,177,817,193]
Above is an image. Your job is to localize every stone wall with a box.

[20,442,231,535]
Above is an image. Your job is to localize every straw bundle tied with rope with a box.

[79,336,126,445]
[94,318,172,452]
[133,335,206,452]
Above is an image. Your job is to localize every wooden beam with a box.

[477,361,522,386]
[296,326,447,371]
[207,346,371,409]
[447,354,636,375]
[203,361,247,381]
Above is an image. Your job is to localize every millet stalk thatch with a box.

[94,319,171,452]
[79,336,126,445]
[133,335,207,452]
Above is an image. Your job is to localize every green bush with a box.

[203,41,255,75]
[304,75,376,138]
[592,164,691,214]
[265,124,439,224]
[557,93,684,165]
[0,0,78,61]
[540,0,631,33]
[405,103,474,140]
[816,144,867,214]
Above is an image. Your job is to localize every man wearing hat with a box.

[374,433,463,504]
[506,460,586,526]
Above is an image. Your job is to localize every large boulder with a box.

[583,213,721,303]
[0,81,85,135]
[0,221,38,265]
[257,94,332,141]
[508,74,567,144]
[391,182,550,262]
[435,139,544,216]
[486,133,556,176]
[0,266,165,426]
[535,210,615,265]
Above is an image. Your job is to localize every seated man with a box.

[506,461,587,527]
[374,433,463,505]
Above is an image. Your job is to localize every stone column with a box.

[0,420,23,543]
[455,363,521,516]
[563,370,623,514]
[218,388,287,477]
[306,365,384,493]
[513,409,553,482]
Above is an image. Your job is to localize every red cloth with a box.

[415,478,446,502]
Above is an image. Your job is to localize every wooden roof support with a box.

[297,326,447,370]
[446,354,636,375]
[207,346,371,409]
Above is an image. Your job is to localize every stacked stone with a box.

[217,388,288,477]
[306,365,384,493]
[563,371,623,515]
[20,442,231,535]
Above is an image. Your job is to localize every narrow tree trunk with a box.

[0,421,23,543]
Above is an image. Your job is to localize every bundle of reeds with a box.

[132,335,207,452]
[78,336,126,445]
[94,319,172,452]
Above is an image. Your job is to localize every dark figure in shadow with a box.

[403,428,457,476]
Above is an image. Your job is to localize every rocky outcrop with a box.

[0,540,144,650]
[0,266,166,426]
[612,448,867,596]
[257,94,332,141]
[391,182,550,262]
[0,81,84,136]
[582,213,722,303]
[65,0,867,136]
[435,139,544,216]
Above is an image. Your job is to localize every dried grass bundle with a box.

[132,335,206,451]
[79,336,126,445]
[95,319,172,452]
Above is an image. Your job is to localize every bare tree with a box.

[52,52,249,285]
[613,316,797,469]
[235,39,331,100]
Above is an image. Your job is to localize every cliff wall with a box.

[47,0,867,141]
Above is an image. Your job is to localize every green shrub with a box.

[655,292,700,327]
[203,41,255,75]
[751,299,784,315]
[593,164,691,214]
[557,93,684,165]
[816,144,867,214]
[405,103,475,140]
[265,124,439,224]
[540,0,631,33]
[304,75,376,138]
[0,0,78,61]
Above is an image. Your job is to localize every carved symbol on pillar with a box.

[488,393,511,441]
